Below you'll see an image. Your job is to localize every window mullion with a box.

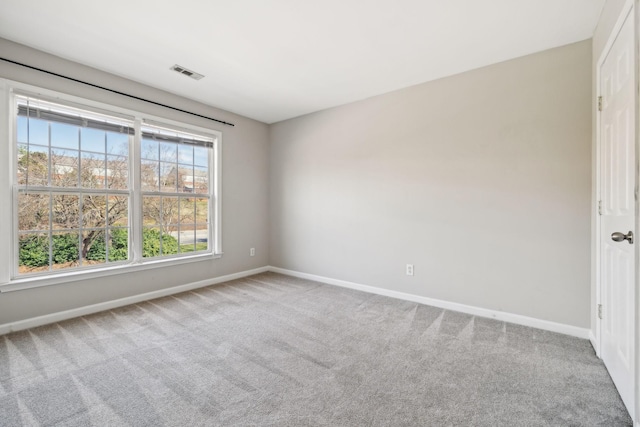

[48,175,53,272]
[105,194,109,263]
[4,83,16,282]
[47,123,52,187]
[131,118,142,263]
[213,138,221,255]
[176,156,181,252]
[77,127,81,188]
[78,192,84,267]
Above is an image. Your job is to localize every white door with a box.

[599,6,636,420]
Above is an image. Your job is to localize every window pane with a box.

[108,196,129,227]
[51,149,79,187]
[178,165,193,193]
[141,160,159,191]
[194,146,208,167]
[107,155,128,190]
[52,194,79,229]
[18,144,49,186]
[82,230,106,266]
[143,227,175,258]
[18,193,50,231]
[195,225,208,251]
[107,132,129,156]
[194,166,208,193]
[19,233,50,273]
[81,152,106,189]
[178,166,194,193]
[141,139,158,160]
[81,128,106,153]
[52,231,79,267]
[178,144,193,165]
[51,122,79,150]
[160,142,177,162]
[142,196,161,226]
[82,195,106,228]
[195,197,209,251]
[177,197,195,254]
[161,231,178,256]
[107,228,129,261]
[161,196,180,225]
[26,118,49,146]
[142,227,155,258]
[195,198,208,224]
[179,197,195,224]
[160,162,177,192]
[179,229,196,253]
[17,144,28,185]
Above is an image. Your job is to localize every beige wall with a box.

[0,36,595,330]
[270,40,592,327]
[0,39,270,324]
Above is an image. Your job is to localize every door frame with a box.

[594,0,638,422]
[635,2,640,422]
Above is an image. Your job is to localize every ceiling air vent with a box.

[170,64,205,80]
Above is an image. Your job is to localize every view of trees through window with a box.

[140,127,210,258]
[15,96,213,276]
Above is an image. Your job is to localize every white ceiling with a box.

[0,1,604,124]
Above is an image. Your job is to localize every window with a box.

[12,91,219,280]
[140,123,213,258]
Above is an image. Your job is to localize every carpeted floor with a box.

[0,272,632,426]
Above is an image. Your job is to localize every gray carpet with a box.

[0,272,632,426]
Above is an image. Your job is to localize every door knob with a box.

[611,231,634,244]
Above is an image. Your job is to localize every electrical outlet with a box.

[250,248,255,257]
[406,264,414,276]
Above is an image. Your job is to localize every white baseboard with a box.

[268,266,590,340]
[0,266,269,336]
[0,265,592,341]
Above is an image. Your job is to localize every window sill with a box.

[0,252,222,293]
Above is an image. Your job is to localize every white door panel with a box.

[599,7,636,420]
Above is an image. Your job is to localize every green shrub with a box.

[52,233,79,263]
[86,229,129,262]
[109,228,129,261]
[20,228,175,266]
[85,233,106,261]
[19,235,49,267]
[19,233,79,267]
[143,229,178,257]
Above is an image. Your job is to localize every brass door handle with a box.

[611,231,634,244]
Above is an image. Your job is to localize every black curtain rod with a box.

[0,57,235,127]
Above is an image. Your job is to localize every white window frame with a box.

[0,80,222,292]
